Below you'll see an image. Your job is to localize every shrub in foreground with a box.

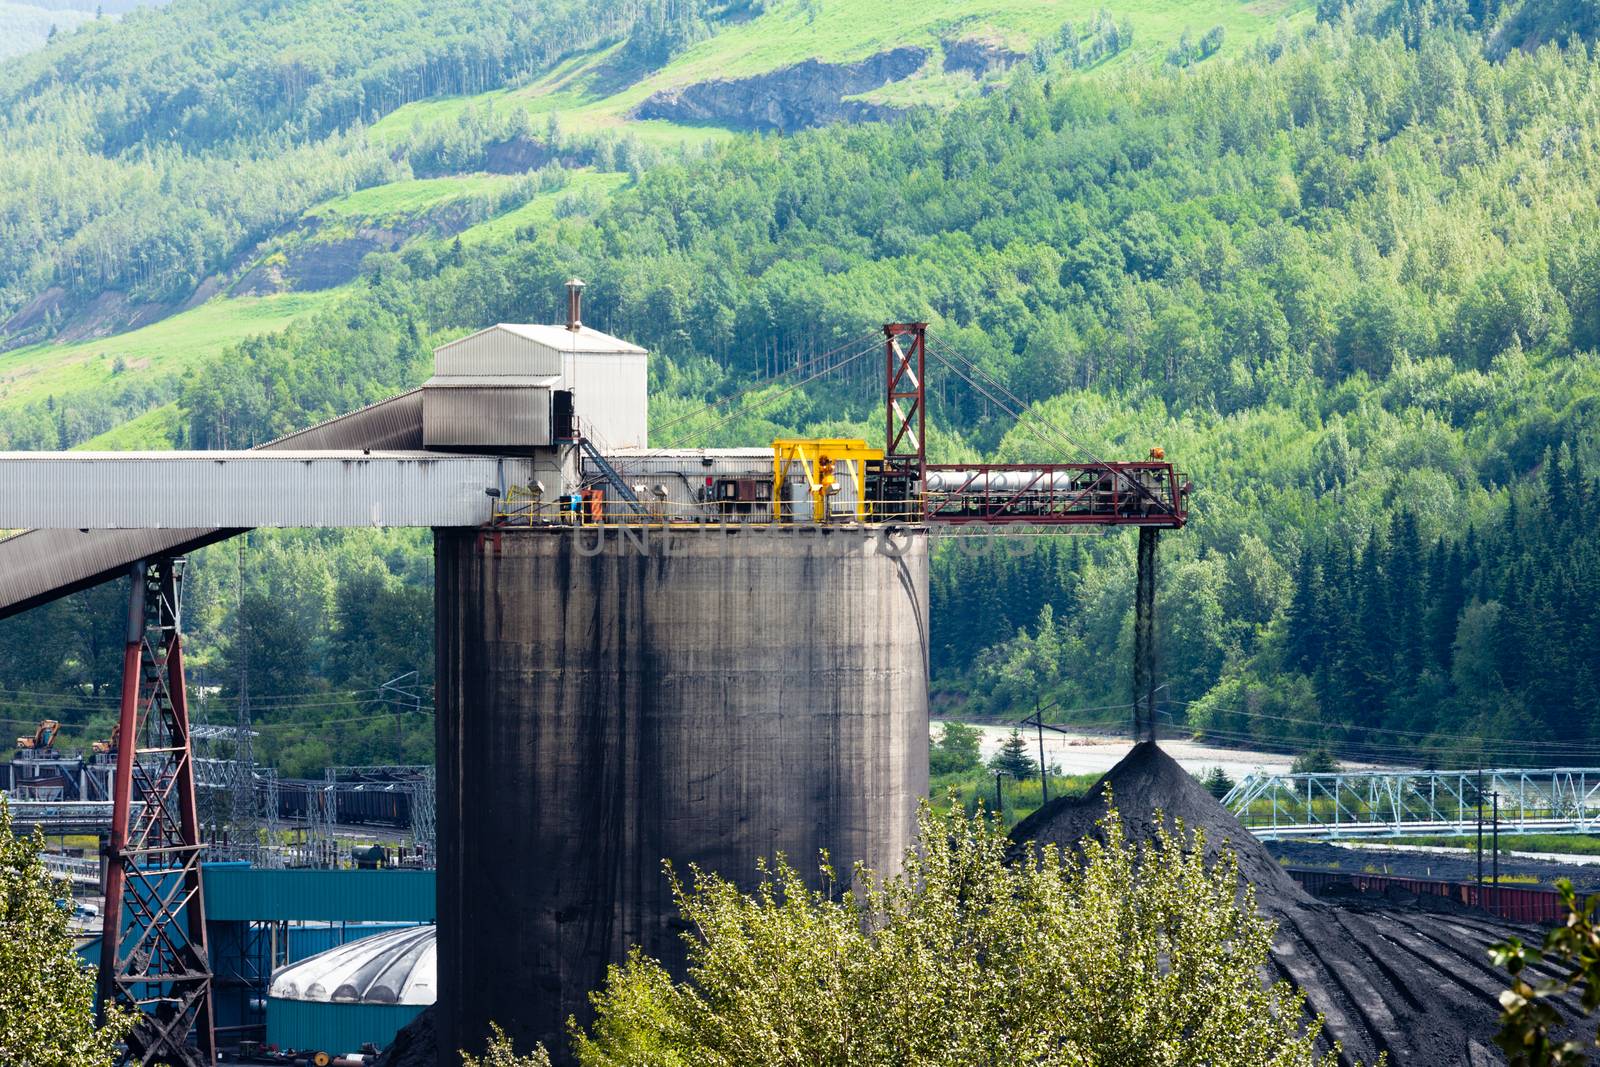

[0,798,132,1066]
[568,793,1336,1067]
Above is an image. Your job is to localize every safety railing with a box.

[492,488,926,528]
[921,462,1188,527]
[488,475,1184,530]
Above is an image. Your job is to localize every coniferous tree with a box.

[991,729,1039,780]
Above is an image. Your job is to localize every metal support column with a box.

[98,558,216,1067]
[882,323,928,519]
[1133,527,1159,742]
[884,323,927,472]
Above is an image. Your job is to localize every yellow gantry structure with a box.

[772,438,884,523]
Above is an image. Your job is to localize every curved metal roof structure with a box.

[268,925,436,1006]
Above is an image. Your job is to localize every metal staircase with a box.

[577,437,646,516]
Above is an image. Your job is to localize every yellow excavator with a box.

[91,723,120,758]
[15,719,60,756]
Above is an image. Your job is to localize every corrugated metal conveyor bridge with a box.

[0,387,515,618]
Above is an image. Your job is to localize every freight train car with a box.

[276,779,414,829]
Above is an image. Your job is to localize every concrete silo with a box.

[433,522,929,1060]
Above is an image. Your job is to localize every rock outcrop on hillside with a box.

[633,46,928,132]
[941,36,1027,77]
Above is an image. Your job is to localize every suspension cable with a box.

[669,338,883,449]
[650,327,882,442]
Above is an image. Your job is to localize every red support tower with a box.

[884,323,1189,743]
[883,323,927,477]
[98,558,216,1067]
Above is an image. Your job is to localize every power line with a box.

[923,339,1101,466]
[0,682,402,708]
[1008,692,1600,766]
[247,709,435,732]
[1167,696,1600,754]
[670,338,884,449]
[650,328,882,441]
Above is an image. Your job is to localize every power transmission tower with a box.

[228,540,261,864]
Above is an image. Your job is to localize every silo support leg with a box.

[1133,528,1159,743]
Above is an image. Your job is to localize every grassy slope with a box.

[0,289,343,409]
[1386,834,1600,857]
[455,170,631,245]
[371,0,1313,142]
[77,404,183,449]
[304,173,527,225]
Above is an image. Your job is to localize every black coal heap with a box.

[1011,741,1551,1066]
[1013,740,1312,914]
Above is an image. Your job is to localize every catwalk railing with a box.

[492,465,1187,530]
[1224,767,1600,838]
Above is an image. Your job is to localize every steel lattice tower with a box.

[98,558,216,1067]
[227,539,261,864]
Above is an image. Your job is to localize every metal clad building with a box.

[203,867,435,924]
[432,325,564,377]
[423,323,647,451]
[421,376,559,450]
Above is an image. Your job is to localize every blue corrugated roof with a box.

[203,865,434,922]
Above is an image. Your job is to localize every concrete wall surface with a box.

[434,524,929,1063]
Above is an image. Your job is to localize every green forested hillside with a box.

[4,0,1600,773]
[0,0,647,342]
[0,0,1310,362]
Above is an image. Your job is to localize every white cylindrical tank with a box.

[924,469,1091,492]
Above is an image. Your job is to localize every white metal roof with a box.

[269,925,435,1006]
[493,323,647,354]
[420,375,563,389]
[433,323,646,362]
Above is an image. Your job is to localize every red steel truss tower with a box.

[98,558,216,1067]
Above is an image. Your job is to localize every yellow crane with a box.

[771,438,883,523]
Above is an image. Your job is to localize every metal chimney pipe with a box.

[565,278,586,331]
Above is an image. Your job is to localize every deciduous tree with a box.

[571,797,1336,1067]
[0,799,132,1066]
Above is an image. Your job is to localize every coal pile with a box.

[1012,742,1564,1066]
[1012,739,1312,915]
[371,1006,435,1067]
